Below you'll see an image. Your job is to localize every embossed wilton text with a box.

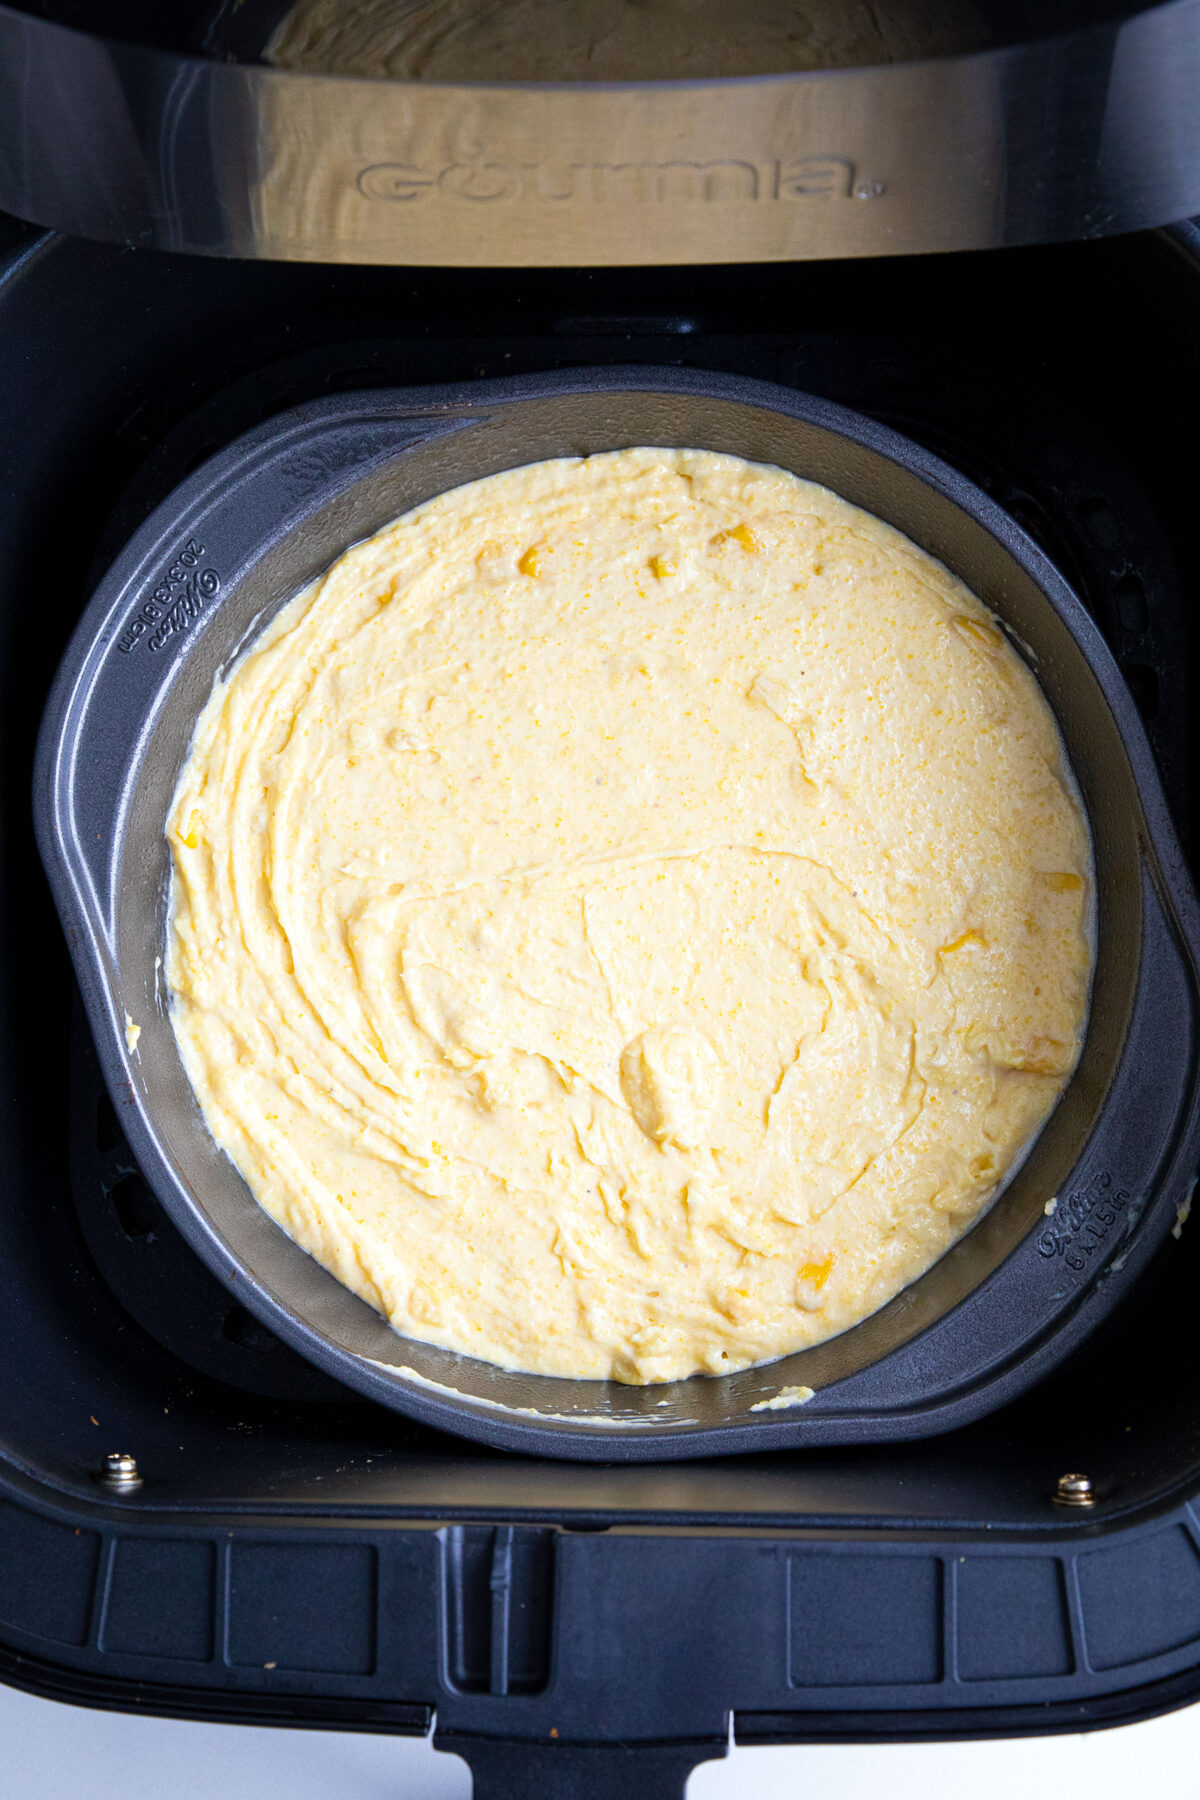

[1037,1171,1132,1272]
[116,540,221,655]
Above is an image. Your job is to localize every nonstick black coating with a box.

[34,368,1200,1459]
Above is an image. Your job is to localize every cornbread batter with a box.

[166,449,1092,1384]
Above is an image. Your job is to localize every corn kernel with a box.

[797,1254,834,1291]
[715,523,760,553]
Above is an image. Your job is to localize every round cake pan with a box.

[34,367,1200,1460]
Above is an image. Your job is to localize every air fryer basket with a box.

[34,367,1200,1459]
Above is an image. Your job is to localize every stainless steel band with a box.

[1,1,1199,265]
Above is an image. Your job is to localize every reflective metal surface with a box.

[0,0,1198,267]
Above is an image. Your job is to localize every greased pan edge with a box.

[33,367,1200,1460]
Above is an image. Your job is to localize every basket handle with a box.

[436,1732,725,1799]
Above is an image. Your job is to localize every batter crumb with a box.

[750,1384,816,1412]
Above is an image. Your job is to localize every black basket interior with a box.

[2,218,1200,1781]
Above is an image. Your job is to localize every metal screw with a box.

[95,1452,143,1492]
[1053,1471,1096,1507]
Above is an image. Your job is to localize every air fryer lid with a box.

[35,368,1200,1459]
[3,2,1200,264]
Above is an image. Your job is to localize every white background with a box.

[2,1680,1198,1798]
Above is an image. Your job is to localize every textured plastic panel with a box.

[6,1482,1200,1785]
[100,1538,217,1662]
